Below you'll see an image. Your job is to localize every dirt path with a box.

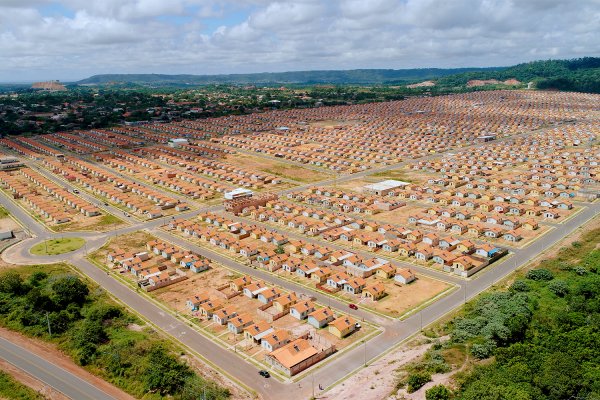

[0,326,136,400]
[319,337,432,400]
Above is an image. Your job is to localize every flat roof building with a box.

[364,180,410,195]
[224,188,253,200]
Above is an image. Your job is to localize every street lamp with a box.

[363,340,367,366]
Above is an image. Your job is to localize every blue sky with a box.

[0,0,598,82]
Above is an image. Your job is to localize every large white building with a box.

[224,188,253,200]
[363,180,410,195]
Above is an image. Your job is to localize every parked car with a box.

[259,370,270,378]
[349,303,358,310]
[355,323,362,329]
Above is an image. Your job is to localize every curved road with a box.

[1,121,598,399]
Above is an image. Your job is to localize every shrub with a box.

[510,280,530,292]
[50,275,89,307]
[471,339,496,359]
[142,344,193,395]
[426,384,452,400]
[526,269,554,281]
[407,372,432,393]
[573,266,588,276]
[548,280,569,297]
[0,272,26,295]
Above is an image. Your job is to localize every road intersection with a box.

[0,126,598,399]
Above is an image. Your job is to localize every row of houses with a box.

[43,156,182,218]
[106,240,212,291]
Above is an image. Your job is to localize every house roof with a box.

[268,338,318,369]
[329,315,356,332]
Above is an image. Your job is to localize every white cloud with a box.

[0,0,598,81]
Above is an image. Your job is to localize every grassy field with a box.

[30,238,85,255]
[0,371,43,400]
[52,213,125,233]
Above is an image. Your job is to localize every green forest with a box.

[436,57,600,93]
[74,57,600,93]
[398,227,600,400]
[0,264,230,400]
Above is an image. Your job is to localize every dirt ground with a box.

[89,230,156,265]
[0,326,135,400]
[0,216,19,231]
[322,213,600,400]
[351,275,451,317]
[154,264,374,358]
[225,153,333,183]
[320,336,433,400]
[370,204,428,225]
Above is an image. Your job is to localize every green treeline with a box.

[401,228,600,400]
[0,265,230,400]
[437,57,600,93]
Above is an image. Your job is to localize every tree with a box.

[0,272,25,294]
[407,372,431,393]
[274,245,285,254]
[142,345,192,395]
[510,280,530,292]
[50,275,89,307]
[526,269,554,281]
[548,280,569,297]
[426,384,451,400]
[72,319,106,365]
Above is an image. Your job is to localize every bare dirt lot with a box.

[89,230,156,266]
[340,274,452,317]
[225,153,334,183]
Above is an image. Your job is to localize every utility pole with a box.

[363,340,367,366]
[46,311,51,336]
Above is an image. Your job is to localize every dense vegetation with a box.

[76,67,500,86]
[437,57,600,93]
[399,227,600,400]
[0,264,229,400]
[0,371,43,400]
[2,57,599,137]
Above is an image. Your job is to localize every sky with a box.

[1,0,599,82]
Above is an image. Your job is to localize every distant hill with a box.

[434,57,600,93]
[75,67,501,86]
[31,80,67,91]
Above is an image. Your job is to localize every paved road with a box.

[0,337,117,400]
[1,119,598,400]
[231,213,464,285]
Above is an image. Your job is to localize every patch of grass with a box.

[96,214,123,226]
[369,169,414,182]
[0,207,8,218]
[0,371,43,400]
[88,231,155,266]
[262,164,333,183]
[30,238,85,255]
